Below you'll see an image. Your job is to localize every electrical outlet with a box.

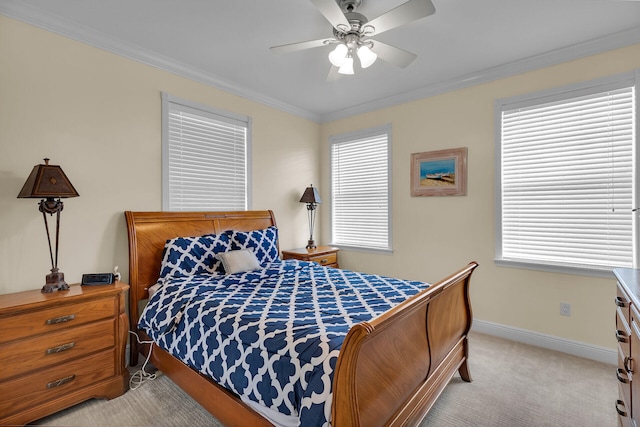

[560,302,571,317]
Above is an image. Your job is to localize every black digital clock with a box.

[81,273,114,286]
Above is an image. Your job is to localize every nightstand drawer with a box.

[0,318,115,382]
[0,349,115,417]
[308,252,338,266]
[0,298,116,344]
[282,246,340,268]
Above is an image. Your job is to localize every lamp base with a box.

[42,269,70,293]
[306,239,317,250]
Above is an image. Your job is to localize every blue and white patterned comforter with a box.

[138,260,429,427]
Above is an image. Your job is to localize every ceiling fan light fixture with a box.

[328,43,348,67]
[270,0,435,78]
[338,54,354,75]
[357,44,377,68]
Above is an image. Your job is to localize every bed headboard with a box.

[124,210,278,327]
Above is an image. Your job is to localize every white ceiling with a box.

[2,0,640,122]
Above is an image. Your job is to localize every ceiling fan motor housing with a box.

[333,12,369,38]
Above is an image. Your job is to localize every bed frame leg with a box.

[458,359,472,382]
[130,340,139,367]
[458,335,472,382]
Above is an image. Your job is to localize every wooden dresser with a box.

[0,282,129,425]
[281,246,339,268]
[614,268,640,427]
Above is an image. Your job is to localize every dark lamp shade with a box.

[17,159,79,199]
[299,185,321,204]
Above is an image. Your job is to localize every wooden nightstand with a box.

[282,246,340,268]
[0,281,129,425]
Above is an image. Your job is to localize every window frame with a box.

[329,124,393,254]
[161,92,252,212]
[494,71,639,277]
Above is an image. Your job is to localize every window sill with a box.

[494,258,617,279]
[330,244,394,256]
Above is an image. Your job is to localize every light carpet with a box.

[31,332,616,426]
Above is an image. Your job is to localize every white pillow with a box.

[216,249,261,274]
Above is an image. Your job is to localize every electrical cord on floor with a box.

[128,331,157,390]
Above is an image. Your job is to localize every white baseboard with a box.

[471,319,616,365]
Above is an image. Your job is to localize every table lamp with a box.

[17,158,79,293]
[299,184,321,249]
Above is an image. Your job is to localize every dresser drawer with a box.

[0,297,116,344]
[618,350,632,403]
[618,309,631,359]
[0,349,115,417]
[617,383,632,426]
[308,252,338,266]
[0,318,115,382]
[617,284,631,328]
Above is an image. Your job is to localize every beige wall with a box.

[0,16,320,294]
[2,14,639,351]
[320,43,640,350]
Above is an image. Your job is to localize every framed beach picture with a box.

[410,147,467,197]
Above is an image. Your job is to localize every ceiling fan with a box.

[270,0,436,78]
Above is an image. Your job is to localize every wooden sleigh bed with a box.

[125,210,478,427]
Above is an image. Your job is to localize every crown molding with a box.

[2,2,639,125]
[318,26,640,123]
[0,2,321,123]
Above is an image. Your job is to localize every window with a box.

[330,125,392,253]
[495,72,638,275]
[162,93,251,211]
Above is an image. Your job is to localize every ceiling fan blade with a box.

[365,0,435,36]
[270,38,332,55]
[370,41,417,68]
[309,0,351,31]
[326,66,341,81]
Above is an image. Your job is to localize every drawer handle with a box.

[320,259,328,264]
[46,342,76,355]
[616,297,627,308]
[617,368,629,384]
[616,330,628,343]
[46,374,76,389]
[624,356,634,374]
[616,399,628,417]
[46,314,76,325]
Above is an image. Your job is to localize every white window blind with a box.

[498,81,636,272]
[330,126,391,252]
[162,94,250,211]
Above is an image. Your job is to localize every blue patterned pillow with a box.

[230,226,280,266]
[159,232,231,279]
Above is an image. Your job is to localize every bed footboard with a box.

[331,262,478,427]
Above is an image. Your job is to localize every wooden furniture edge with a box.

[331,262,478,426]
[0,281,128,314]
[281,246,339,256]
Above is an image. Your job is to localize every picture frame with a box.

[410,147,467,197]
